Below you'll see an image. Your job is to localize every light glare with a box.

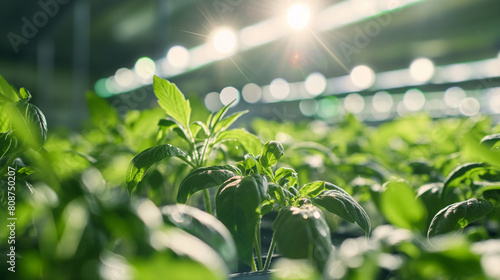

[212,28,237,54]
[287,4,311,30]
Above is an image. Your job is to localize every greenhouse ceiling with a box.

[0,0,499,125]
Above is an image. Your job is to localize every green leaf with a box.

[209,100,234,130]
[126,144,188,194]
[18,88,31,102]
[474,181,500,204]
[380,181,426,231]
[0,131,18,158]
[17,166,37,177]
[428,198,494,237]
[272,205,332,271]
[138,228,228,279]
[192,121,209,137]
[153,76,191,129]
[86,91,119,128]
[0,104,11,133]
[161,204,238,271]
[8,103,48,150]
[480,133,500,149]
[158,118,177,129]
[442,162,489,199]
[268,183,295,205]
[0,75,19,103]
[177,165,238,203]
[214,110,248,133]
[351,161,389,183]
[443,163,487,189]
[260,141,284,168]
[215,173,268,267]
[289,142,339,165]
[299,181,325,198]
[236,154,261,175]
[275,167,298,187]
[216,128,262,155]
[313,185,371,236]
[131,252,225,280]
[416,183,447,224]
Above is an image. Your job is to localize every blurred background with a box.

[1,0,499,128]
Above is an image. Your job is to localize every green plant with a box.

[126,76,261,213]
[181,140,371,271]
[0,76,234,280]
[3,72,500,279]
[126,77,371,272]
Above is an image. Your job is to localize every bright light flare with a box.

[212,28,237,54]
[287,4,311,30]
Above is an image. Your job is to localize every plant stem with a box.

[203,188,212,214]
[255,221,263,270]
[251,257,257,272]
[263,232,277,271]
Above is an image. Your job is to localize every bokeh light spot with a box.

[459,97,480,116]
[204,92,223,112]
[167,46,190,69]
[305,72,327,96]
[220,86,240,106]
[270,78,290,100]
[403,88,426,111]
[443,86,466,108]
[350,65,375,89]
[242,83,262,103]
[344,93,365,114]
[409,58,435,83]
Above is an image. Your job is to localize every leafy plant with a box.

[125,77,371,272]
[126,76,261,213]
[178,139,371,271]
